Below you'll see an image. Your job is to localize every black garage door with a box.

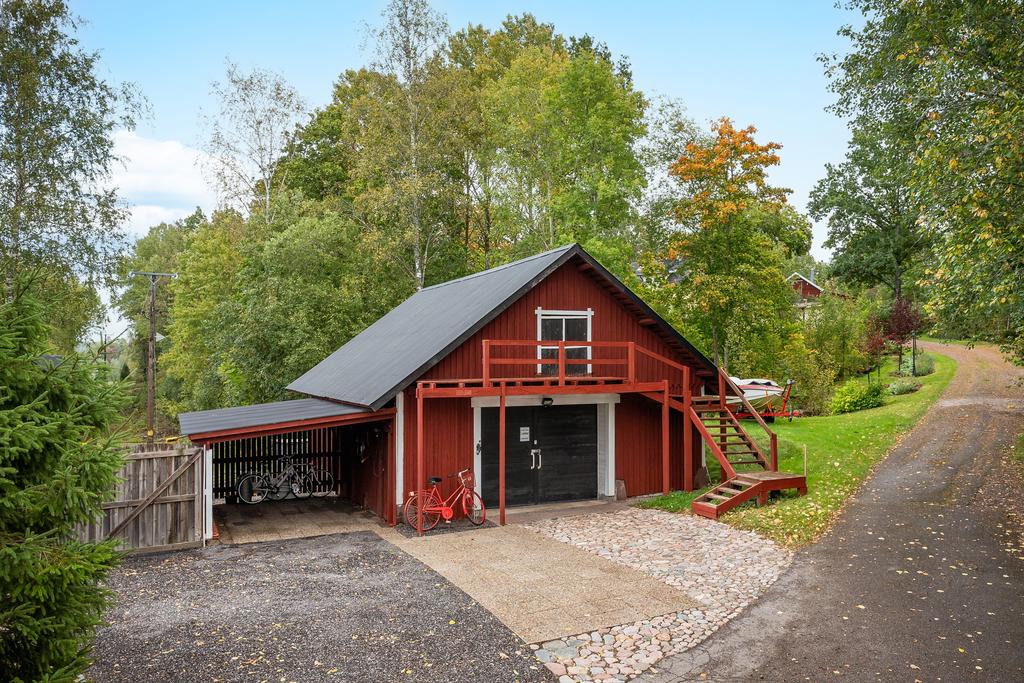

[481,404,598,507]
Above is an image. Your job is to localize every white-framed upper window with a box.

[535,308,593,376]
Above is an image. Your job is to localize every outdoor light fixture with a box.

[541,397,554,407]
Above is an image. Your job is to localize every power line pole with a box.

[128,271,177,444]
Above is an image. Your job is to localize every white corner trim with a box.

[395,391,405,499]
[472,405,482,497]
[204,447,213,541]
[607,400,616,496]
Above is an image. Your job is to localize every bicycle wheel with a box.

[404,491,442,531]
[237,474,271,504]
[308,469,335,497]
[462,489,486,526]
[293,472,312,499]
[266,473,291,501]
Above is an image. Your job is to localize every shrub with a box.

[888,378,922,395]
[899,352,935,376]
[777,334,837,416]
[829,380,886,414]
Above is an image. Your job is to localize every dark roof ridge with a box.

[419,244,576,291]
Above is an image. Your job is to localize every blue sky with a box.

[73,0,861,258]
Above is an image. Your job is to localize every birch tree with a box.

[0,0,140,304]
[368,0,452,288]
[201,62,306,225]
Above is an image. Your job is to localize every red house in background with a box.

[180,244,803,530]
[787,272,823,300]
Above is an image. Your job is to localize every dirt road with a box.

[643,342,1024,682]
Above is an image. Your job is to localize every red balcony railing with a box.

[480,339,689,395]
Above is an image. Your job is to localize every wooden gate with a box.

[78,444,207,553]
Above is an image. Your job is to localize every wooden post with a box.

[661,379,670,495]
[482,340,491,387]
[771,433,778,472]
[387,417,396,526]
[499,390,507,526]
[145,276,156,444]
[682,366,693,491]
[416,388,424,536]
[557,340,566,384]
[717,368,728,453]
[627,341,636,384]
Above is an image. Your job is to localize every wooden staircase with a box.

[642,378,808,520]
[691,470,809,519]
[690,397,769,475]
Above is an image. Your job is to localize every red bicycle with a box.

[404,468,486,531]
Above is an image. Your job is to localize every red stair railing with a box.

[716,368,778,471]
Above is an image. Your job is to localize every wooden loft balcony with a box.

[415,339,691,399]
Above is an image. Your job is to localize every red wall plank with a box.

[403,258,707,499]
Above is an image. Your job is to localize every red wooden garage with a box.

[179,244,804,534]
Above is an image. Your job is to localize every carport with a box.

[178,398,398,540]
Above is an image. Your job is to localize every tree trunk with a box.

[711,326,720,368]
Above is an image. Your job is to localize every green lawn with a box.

[637,352,957,548]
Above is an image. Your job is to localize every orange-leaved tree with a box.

[655,118,810,369]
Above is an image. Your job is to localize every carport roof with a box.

[178,398,368,440]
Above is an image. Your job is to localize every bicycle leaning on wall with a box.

[236,456,335,504]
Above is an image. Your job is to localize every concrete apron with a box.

[218,498,700,644]
[214,498,380,544]
[385,523,698,644]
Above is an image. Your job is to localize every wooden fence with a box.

[78,444,206,554]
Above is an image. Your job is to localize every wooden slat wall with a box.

[210,425,391,521]
[341,424,390,516]
[614,394,697,496]
[210,428,336,501]
[401,395,473,501]
[405,259,705,495]
[77,444,204,553]
[420,261,692,382]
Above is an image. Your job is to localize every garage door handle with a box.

[530,448,540,470]
[537,448,543,469]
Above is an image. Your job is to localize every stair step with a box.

[729,459,766,465]
[706,493,732,502]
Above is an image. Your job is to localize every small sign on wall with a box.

[519,426,530,442]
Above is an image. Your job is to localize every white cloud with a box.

[111,130,217,236]
[124,204,198,236]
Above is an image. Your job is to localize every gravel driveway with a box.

[642,342,1024,682]
[89,531,551,682]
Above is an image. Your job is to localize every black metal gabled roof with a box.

[287,244,718,410]
[178,398,367,437]
[287,245,577,409]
